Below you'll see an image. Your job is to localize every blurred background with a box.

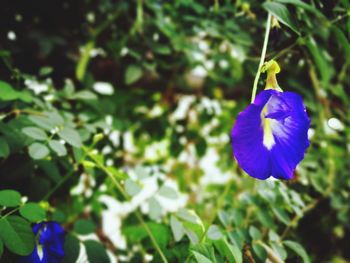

[0,0,349,262]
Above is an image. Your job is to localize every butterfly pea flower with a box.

[19,221,65,263]
[231,60,310,180]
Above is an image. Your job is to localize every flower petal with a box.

[231,90,275,179]
[268,92,310,179]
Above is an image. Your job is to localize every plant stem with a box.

[85,149,168,263]
[251,12,272,103]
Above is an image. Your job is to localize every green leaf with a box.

[22,127,48,141]
[125,179,142,196]
[191,244,217,263]
[332,26,350,61]
[170,215,185,242]
[28,115,55,131]
[0,137,10,158]
[62,234,80,263]
[207,225,222,240]
[249,226,262,240]
[252,243,267,261]
[0,216,35,256]
[305,37,333,84]
[48,140,67,156]
[284,240,311,263]
[158,185,178,199]
[0,239,3,259]
[0,189,22,207]
[272,207,290,225]
[123,222,170,248]
[214,238,242,263]
[72,90,97,100]
[125,65,143,85]
[263,2,299,34]
[84,240,110,263]
[148,197,162,220]
[74,219,96,235]
[0,81,18,101]
[39,66,53,76]
[275,0,325,17]
[58,127,82,148]
[28,143,50,160]
[192,251,213,263]
[19,203,46,222]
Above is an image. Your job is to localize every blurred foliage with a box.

[0,0,350,262]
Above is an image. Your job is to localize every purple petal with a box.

[231,90,310,180]
[231,90,275,179]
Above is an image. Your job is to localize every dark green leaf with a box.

[19,203,46,222]
[0,216,35,256]
[62,234,80,263]
[0,137,10,158]
[284,240,311,263]
[84,240,110,263]
[263,2,299,34]
[74,219,96,235]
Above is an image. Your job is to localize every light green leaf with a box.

[39,67,53,76]
[207,225,223,240]
[72,90,97,100]
[0,216,35,256]
[0,190,22,207]
[148,197,162,220]
[263,2,299,34]
[58,127,82,148]
[125,179,142,196]
[249,226,262,240]
[0,137,10,158]
[125,65,143,85]
[192,251,213,263]
[28,115,55,131]
[19,202,46,222]
[28,143,50,160]
[170,215,185,242]
[158,185,178,199]
[48,140,67,156]
[22,127,48,141]
[284,240,311,263]
[0,81,18,101]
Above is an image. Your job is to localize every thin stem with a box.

[84,149,168,263]
[251,12,272,103]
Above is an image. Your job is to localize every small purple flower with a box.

[19,221,65,263]
[231,62,310,180]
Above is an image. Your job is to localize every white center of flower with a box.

[261,106,276,150]
[37,244,44,260]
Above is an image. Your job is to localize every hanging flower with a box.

[19,221,65,263]
[231,60,310,180]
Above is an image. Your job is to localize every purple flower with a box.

[231,62,310,180]
[19,221,65,263]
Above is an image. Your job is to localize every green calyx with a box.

[261,60,282,91]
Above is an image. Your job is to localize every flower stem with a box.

[251,12,272,103]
